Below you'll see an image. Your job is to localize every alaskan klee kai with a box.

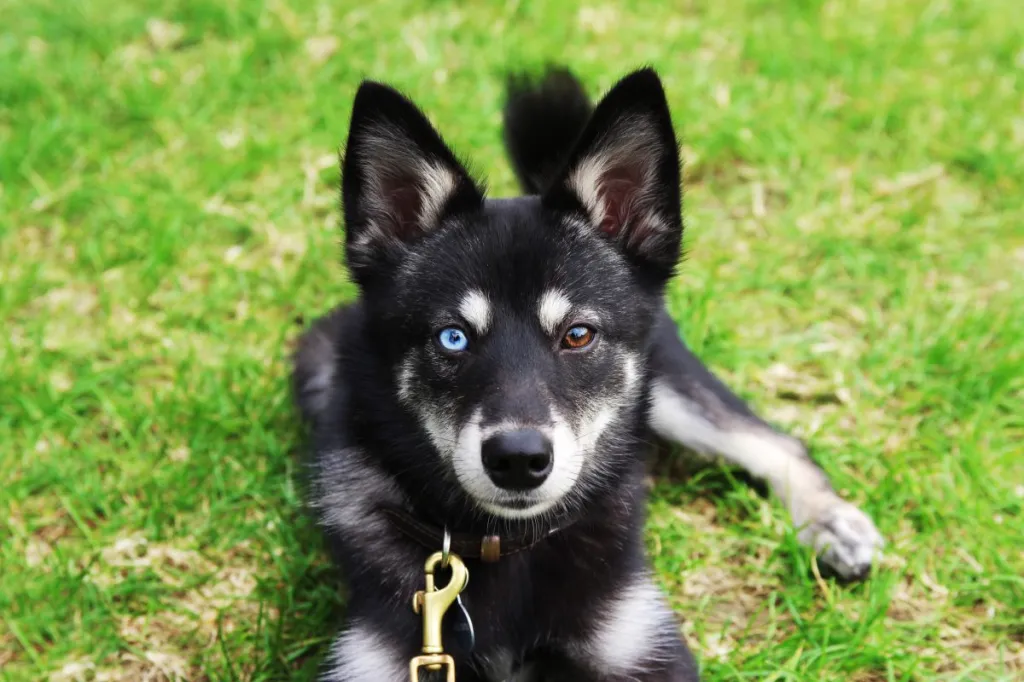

[293,66,883,681]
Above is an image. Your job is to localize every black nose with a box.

[481,429,553,491]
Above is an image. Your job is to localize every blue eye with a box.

[438,326,469,352]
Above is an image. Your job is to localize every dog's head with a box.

[341,70,682,520]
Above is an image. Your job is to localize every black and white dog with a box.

[293,67,883,681]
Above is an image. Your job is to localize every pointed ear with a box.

[542,68,682,283]
[341,81,483,282]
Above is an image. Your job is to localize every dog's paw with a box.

[798,498,884,581]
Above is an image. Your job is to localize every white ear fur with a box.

[349,125,460,249]
[342,80,485,283]
[565,115,674,254]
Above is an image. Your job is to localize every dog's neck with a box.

[380,504,575,563]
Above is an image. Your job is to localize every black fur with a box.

[503,67,593,194]
[341,81,485,288]
[293,66,883,682]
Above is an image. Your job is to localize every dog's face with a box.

[341,71,682,520]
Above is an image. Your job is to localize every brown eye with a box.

[561,325,596,350]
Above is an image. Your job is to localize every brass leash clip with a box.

[410,549,469,681]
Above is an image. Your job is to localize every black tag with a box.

[451,594,475,654]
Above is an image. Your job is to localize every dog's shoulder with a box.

[292,302,365,424]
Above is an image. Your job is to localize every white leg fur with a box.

[649,379,883,579]
[321,622,407,682]
[573,574,679,675]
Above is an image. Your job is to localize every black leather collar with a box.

[381,506,569,562]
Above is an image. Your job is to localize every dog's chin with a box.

[475,495,562,520]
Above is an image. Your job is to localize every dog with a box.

[292,66,884,681]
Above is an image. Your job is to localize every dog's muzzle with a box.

[481,428,553,491]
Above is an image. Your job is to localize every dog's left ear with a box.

[543,68,682,283]
[342,81,484,284]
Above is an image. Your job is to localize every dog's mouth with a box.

[445,413,586,520]
[477,494,560,519]
[493,496,533,510]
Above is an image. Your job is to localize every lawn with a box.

[1,0,1022,680]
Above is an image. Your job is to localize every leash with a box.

[385,506,570,680]
[409,546,468,681]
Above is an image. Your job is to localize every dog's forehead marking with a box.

[459,290,492,335]
[538,289,573,334]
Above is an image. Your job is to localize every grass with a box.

[1,0,1021,679]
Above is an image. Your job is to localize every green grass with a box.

[2,0,1022,680]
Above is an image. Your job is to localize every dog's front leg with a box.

[320,619,417,682]
[322,616,494,682]
[554,635,698,681]
[556,574,700,682]
[646,309,884,580]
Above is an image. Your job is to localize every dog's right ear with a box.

[542,69,682,285]
[341,81,483,284]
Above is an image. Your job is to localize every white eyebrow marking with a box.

[459,290,491,334]
[538,289,572,334]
